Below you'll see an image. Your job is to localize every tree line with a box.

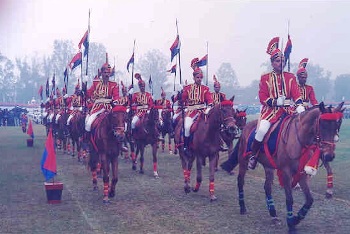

[0,39,349,105]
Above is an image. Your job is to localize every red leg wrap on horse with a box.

[153,162,157,172]
[168,144,172,151]
[92,171,97,183]
[131,152,136,161]
[327,174,333,188]
[194,182,201,191]
[209,182,215,194]
[103,182,109,197]
[183,169,190,182]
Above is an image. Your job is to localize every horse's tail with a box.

[220,138,240,172]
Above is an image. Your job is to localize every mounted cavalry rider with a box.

[66,83,83,126]
[296,58,318,108]
[171,58,199,126]
[54,87,67,124]
[181,67,213,152]
[248,37,305,170]
[130,73,153,133]
[155,87,172,130]
[211,74,226,104]
[85,56,119,132]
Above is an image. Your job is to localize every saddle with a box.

[189,112,203,135]
[246,114,292,163]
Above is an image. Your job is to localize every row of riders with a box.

[41,36,344,231]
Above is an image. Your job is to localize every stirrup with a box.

[248,156,257,170]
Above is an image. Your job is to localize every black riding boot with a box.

[248,139,262,170]
[183,136,190,152]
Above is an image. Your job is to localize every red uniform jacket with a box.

[298,84,318,107]
[155,98,172,111]
[259,71,303,123]
[211,92,226,105]
[131,92,153,117]
[182,84,213,117]
[87,80,119,114]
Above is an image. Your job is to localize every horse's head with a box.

[234,108,247,130]
[318,102,345,162]
[110,105,127,142]
[217,100,238,136]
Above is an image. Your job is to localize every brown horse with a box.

[215,108,247,172]
[222,102,344,231]
[54,112,69,153]
[67,111,86,161]
[158,108,175,154]
[130,107,160,178]
[320,112,343,199]
[88,105,127,203]
[174,99,237,201]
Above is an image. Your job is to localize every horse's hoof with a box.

[169,150,173,155]
[240,208,247,215]
[271,217,282,225]
[192,188,199,193]
[325,190,333,199]
[93,185,98,191]
[229,171,235,176]
[132,164,136,170]
[103,198,110,204]
[153,171,159,179]
[184,186,191,194]
[210,194,217,202]
[109,191,115,198]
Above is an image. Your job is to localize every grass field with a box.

[0,119,349,234]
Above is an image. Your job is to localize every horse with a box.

[174,98,238,201]
[221,102,344,231]
[54,111,69,153]
[88,105,127,203]
[214,108,247,172]
[67,111,86,161]
[158,108,175,154]
[320,112,343,199]
[130,106,160,178]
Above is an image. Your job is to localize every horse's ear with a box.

[244,108,247,112]
[334,101,345,112]
[319,102,326,113]
[229,95,235,102]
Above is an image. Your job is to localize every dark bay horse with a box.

[158,108,175,154]
[88,105,127,203]
[223,102,344,231]
[55,112,69,153]
[131,107,160,178]
[320,112,343,199]
[215,108,247,172]
[174,99,237,201]
[67,111,86,161]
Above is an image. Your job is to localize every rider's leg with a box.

[248,119,270,170]
[183,116,193,151]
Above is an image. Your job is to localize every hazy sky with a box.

[1,0,349,87]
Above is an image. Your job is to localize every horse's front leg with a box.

[130,140,137,170]
[237,161,248,215]
[139,145,145,174]
[264,167,280,224]
[152,143,159,178]
[324,161,334,198]
[168,133,173,154]
[192,154,203,193]
[294,173,314,227]
[281,169,298,231]
[100,153,110,203]
[108,152,119,198]
[208,154,217,202]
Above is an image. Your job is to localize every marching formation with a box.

[31,20,345,232]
